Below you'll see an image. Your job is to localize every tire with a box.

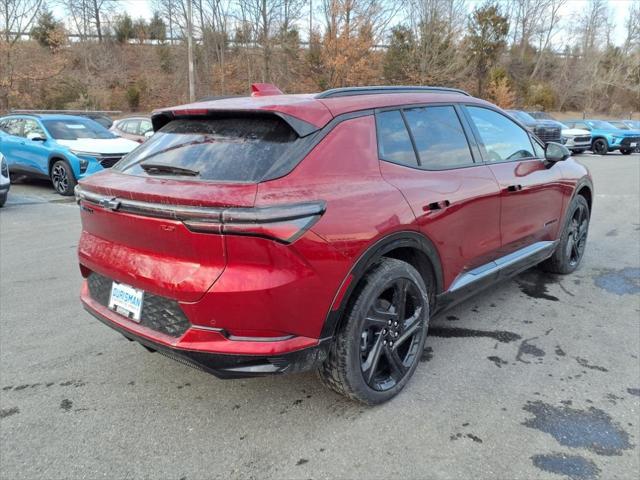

[620,149,632,155]
[317,258,430,404]
[541,195,590,274]
[0,192,6,207]
[592,138,608,155]
[50,160,77,196]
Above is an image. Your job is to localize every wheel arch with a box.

[320,231,443,339]
[48,154,70,176]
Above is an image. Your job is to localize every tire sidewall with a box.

[343,260,430,404]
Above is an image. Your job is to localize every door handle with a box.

[505,184,523,192]
[423,200,450,212]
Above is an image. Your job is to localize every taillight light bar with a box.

[184,202,325,243]
[75,186,325,244]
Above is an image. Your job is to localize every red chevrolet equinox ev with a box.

[76,85,592,404]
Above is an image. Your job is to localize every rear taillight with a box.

[184,202,326,244]
[75,186,325,244]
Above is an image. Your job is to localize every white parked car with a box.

[0,152,9,207]
[527,111,592,154]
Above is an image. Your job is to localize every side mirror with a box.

[144,130,154,139]
[27,132,46,142]
[545,142,571,163]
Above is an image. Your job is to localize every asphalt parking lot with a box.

[1,152,639,480]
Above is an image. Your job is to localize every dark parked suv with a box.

[506,110,563,144]
[77,85,593,404]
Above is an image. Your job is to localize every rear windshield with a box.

[42,119,116,140]
[115,116,301,182]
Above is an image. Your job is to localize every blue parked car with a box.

[0,114,139,195]
[564,119,640,156]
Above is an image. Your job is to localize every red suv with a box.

[76,85,593,404]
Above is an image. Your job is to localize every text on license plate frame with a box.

[108,282,144,322]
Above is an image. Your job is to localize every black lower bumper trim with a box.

[84,304,330,379]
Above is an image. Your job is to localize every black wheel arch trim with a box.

[48,154,72,175]
[556,176,593,246]
[320,230,443,339]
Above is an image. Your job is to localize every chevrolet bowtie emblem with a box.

[99,197,121,211]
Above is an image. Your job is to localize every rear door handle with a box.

[423,200,450,212]
[506,184,523,192]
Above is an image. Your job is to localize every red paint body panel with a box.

[380,162,502,289]
[487,159,565,254]
[78,91,593,368]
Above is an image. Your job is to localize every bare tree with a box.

[405,0,467,84]
[62,0,116,41]
[1,0,43,109]
[237,0,283,82]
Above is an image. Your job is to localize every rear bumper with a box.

[83,297,329,378]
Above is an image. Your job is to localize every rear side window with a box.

[376,110,418,167]
[116,116,301,182]
[404,106,474,169]
[121,120,140,134]
[467,107,535,162]
[0,119,23,136]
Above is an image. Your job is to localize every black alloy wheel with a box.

[592,138,608,155]
[317,258,430,404]
[51,160,76,196]
[359,278,426,391]
[566,200,589,268]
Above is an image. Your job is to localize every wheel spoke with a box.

[393,308,423,349]
[362,333,384,384]
[364,306,396,328]
[384,345,406,378]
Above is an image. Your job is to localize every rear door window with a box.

[403,106,474,169]
[375,110,418,167]
[466,107,535,162]
[116,116,302,182]
[0,119,23,136]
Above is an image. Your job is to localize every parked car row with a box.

[0,113,152,197]
[0,104,637,201]
[507,110,640,155]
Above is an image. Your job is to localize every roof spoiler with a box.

[150,108,319,137]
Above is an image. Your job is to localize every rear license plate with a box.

[109,282,144,322]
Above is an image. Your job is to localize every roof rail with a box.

[315,86,470,99]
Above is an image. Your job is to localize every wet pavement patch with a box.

[420,347,433,362]
[627,388,640,397]
[522,401,632,456]
[594,267,640,295]
[531,453,600,480]
[428,326,521,343]
[556,345,567,357]
[575,357,608,372]
[60,399,73,412]
[516,338,546,364]
[515,271,560,301]
[487,356,508,368]
[0,407,20,418]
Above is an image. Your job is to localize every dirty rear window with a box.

[115,116,301,182]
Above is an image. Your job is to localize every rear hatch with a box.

[77,113,313,303]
